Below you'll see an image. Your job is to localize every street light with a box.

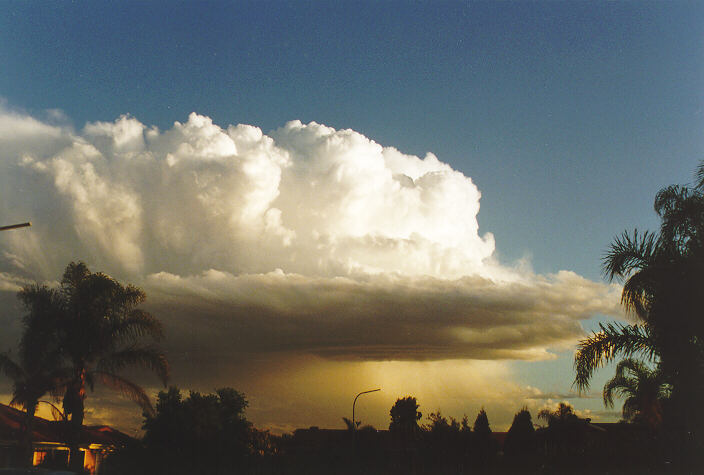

[0,222,31,231]
[352,388,381,431]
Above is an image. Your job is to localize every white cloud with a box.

[0,108,622,357]
[1,110,504,281]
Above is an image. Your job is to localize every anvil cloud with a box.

[0,107,621,365]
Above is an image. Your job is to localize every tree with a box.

[574,164,704,387]
[423,410,463,470]
[537,402,578,428]
[424,410,461,434]
[389,396,422,471]
[342,416,360,431]
[17,262,169,471]
[105,387,263,475]
[0,286,67,467]
[471,408,497,470]
[573,163,704,466]
[537,402,588,464]
[472,408,491,436]
[503,407,536,464]
[144,387,253,474]
[603,358,670,429]
[389,396,422,437]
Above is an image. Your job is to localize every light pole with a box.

[0,222,31,231]
[352,388,380,431]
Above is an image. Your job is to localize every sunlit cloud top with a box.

[3,109,498,280]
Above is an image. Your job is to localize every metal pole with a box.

[0,222,31,231]
[352,388,381,431]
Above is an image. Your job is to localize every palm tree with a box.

[0,286,67,467]
[575,164,704,391]
[0,352,63,467]
[602,358,670,429]
[574,162,704,467]
[537,402,585,460]
[537,402,578,428]
[19,262,169,471]
[342,417,360,431]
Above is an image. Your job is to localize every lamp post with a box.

[352,388,381,431]
[0,222,31,231]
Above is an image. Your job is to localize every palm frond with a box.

[122,284,146,308]
[38,400,67,422]
[92,371,154,416]
[620,269,657,320]
[574,323,656,392]
[602,230,659,282]
[8,395,29,411]
[603,374,637,408]
[656,187,704,252]
[0,352,25,382]
[602,357,670,427]
[112,310,164,343]
[613,358,643,378]
[695,162,704,191]
[97,347,169,386]
[654,185,692,218]
[60,261,92,295]
[342,417,360,431]
[49,385,66,401]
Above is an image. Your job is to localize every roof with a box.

[0,403,132,448]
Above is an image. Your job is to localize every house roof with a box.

[0,403,132,448]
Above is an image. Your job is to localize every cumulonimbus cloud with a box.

[0,106,622,366]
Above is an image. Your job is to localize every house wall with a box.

[31,446,103,475]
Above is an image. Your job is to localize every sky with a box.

[0,1,703,435]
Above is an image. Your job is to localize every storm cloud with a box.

[0,107,622,431]
[0,107,621,363]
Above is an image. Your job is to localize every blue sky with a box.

[1,1,703,432]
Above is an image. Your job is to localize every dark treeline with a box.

[101,393,667,475]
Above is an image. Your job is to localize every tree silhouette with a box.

[471,408,496,471]
[389,396,422,472]
[574,163,704,467]
[342,416,360,431]
[389,396,422,436]
[603,358,670,429]
[472,408,491,436]
[0,286,67,467]
[104,387,262,475]
[537,402,587,464]
[537,402,576,427]
[423,410,464,472]
[146,387,253,474]
[16,262,169,470]
[574,164,704,389]
[503,407,536,467]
